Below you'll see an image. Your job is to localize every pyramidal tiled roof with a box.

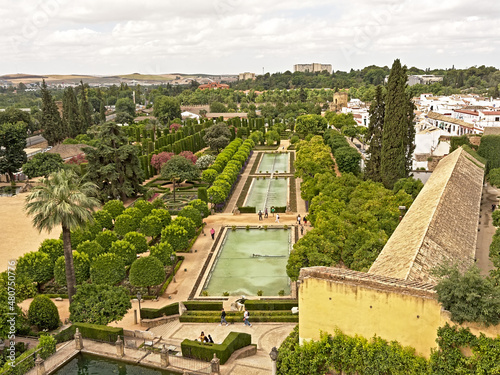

[368,147,484,284]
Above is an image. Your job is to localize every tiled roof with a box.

[482,111,500,116]
[426,111,473,129]
[368,148,484,284]
[454,109,480,116]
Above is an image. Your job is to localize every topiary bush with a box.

[178,205,203,227]
[123,232,148,254]
[149,242,174,266]
[140,214,164,238]
[28,295,60,331]
[123,207,145,227]
[38,239,64,264]
[133,199,154,217]
[93,210,113,230]
[161,224,190,251]
[76,240,105,261]
[114,214,136,237]
[16,251,53,287]
[102,199,125,219]
[90,253,126,285]
[109,240,137,266]
[189,199,210,217]
[151,208,171,228]
[54,251,90,286]
[129,256,165,295]
[94,230,118,251]
[172,216,196,238]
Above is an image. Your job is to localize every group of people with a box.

[257,206,277,221]
[198,331,214,343]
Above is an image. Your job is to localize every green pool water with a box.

[203,229,291,296]
[244,177,288,211]
[257,153,289,173]
[52,353,180,374]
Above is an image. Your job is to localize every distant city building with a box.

[329,90,348,112]
[408,75,444,86]
[198,82,230,90]
[238,72,256,81]
[294,63,332,74]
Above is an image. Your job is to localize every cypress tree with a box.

[365,85,385,182]
[380,59,415,189]
[62,87,84,138]
[40,80,64,146]
[79,81,92,133]
[99,100,106,123]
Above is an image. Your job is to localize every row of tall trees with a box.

[41,80,103,146]
[365,59,415,189]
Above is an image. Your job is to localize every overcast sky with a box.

[1,0,499,76]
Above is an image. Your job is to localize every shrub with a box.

[76,240,105,261]
[150,208,172,228]
[178,205,203,227]
[38,239,64,264]
[140,214,163,238]
[238,206,256,213]
[151,152,174,170]
[181,332,251,365]
[188,198,210,217]
[37,335,57,359]
[257,290,263,296]
[172,216,196,238]
[114,214,136,237]
[28,295,60,331]
[70,284,131,325]
[162,225,189,251]
[202,168,218,185]
[94,230,118,251]
[150,242,174,266]
[122,207,144,227]
[140,302,179,319]
[134,199,154,217]
[55,323,124,344]
[16,251,53,286]
[183,301,223,311]
[493,210,500,227]
[90,253,126,285]
[123,232,148,254]
[151,197,166,209]
[92,210,113,230]
[244,300,298,311]
[198,186,208,202]
[102,199,125,219]
[196,154,215,170]
[129,256,165,295]
[110,240,137,266]
[54,251,90,286]
[290,135,299,144]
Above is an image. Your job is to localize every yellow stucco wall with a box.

[299,277,443,357]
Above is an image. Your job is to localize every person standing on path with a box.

[271,206,275,217]
[243,309,252,326]
[300,225,304,236]
[210,228,215,240]
[221,308,228,326]
[275,213,280,223]
[258,210,263,221]
[303,217,307,226]
[264,207,268,218]
[297,214,301,225]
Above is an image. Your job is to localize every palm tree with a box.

[25,169,99,303]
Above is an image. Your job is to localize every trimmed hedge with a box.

[183,301,223,311]
[179,310,298,323]
[53,323,123,343]
[245,300,298,311]
[238,206,256,213]
[141,302,179,320]
[273,206,287,213]
[181,331,251,365]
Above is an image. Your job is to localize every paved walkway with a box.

[476,182,499,276]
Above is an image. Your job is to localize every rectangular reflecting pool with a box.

[52,353,180,375]
[244,177,288,211]
[203,229,291,296]
[257,152,289,173]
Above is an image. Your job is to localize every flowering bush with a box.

[151,152,174,170]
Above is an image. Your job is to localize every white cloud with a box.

[0,0,498,74]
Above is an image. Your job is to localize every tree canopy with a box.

[0,121,27,182]
[22,152,64,178]
[203,122,231,153]
[153,95,181,124]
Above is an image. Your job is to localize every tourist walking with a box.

[258,210,263,220]
[271,206,275,217]
[297,214,301,225]
[300,225,304,236]
[303,216,307,226]
[243,309,252,326]
[210,228,215,240]
[275,213,280,223]
[221,308,228,326]
[264,207,268,218]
